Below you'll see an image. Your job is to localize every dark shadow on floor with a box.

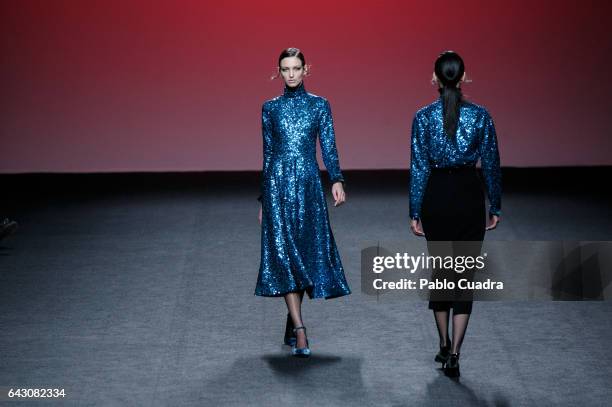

[200,354,371,405]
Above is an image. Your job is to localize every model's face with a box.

[279,56,305,87]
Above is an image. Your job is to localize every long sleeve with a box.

[318,99,344,184]
[258,103,273,203]
[479,110,502,216]
[409,112,430,220]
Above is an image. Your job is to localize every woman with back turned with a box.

[409,51,502,377]
[254,48,351,358]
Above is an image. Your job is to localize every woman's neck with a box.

[283,81,306,97]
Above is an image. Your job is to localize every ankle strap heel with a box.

[291,326,311,358]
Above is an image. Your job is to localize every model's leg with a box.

[450,312,470,354]
[448,248,473,358]
[449,233,481,356]
[434,310,450,348]
[432,306,452,364]
[285,290,307,348]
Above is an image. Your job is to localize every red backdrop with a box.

[2,0,611,172]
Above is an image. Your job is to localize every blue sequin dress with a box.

[254,82,351,299]
[409,98,502,220]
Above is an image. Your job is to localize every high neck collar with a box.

[283,81,306,98]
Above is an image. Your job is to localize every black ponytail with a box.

[434,51,465,138]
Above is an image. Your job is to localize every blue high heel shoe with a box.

[283,313,296,346]
[291,326,311,358]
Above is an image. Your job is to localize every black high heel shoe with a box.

[444,353,460,377]
[283,313,296,346]
[434,340,452,365]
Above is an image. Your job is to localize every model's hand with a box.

[486,214,500,231]
[332,182,346,207]
[258,205,262,225]
[410,219,425,237]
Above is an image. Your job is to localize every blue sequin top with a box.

[409,98,502,220]
[261,82,344,188]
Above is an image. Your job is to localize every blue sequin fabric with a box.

[409,98,502,220]
[255,82,351,299]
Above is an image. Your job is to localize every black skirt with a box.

[420,167,486,314]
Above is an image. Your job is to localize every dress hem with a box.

[254,287,351,300]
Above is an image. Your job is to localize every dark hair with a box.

[434,51,465,137]
[278,47,306,68]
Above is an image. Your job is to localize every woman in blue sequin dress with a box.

[409,51,502,376]
[254,48,351,357]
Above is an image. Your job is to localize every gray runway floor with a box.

[1,179,611,406]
